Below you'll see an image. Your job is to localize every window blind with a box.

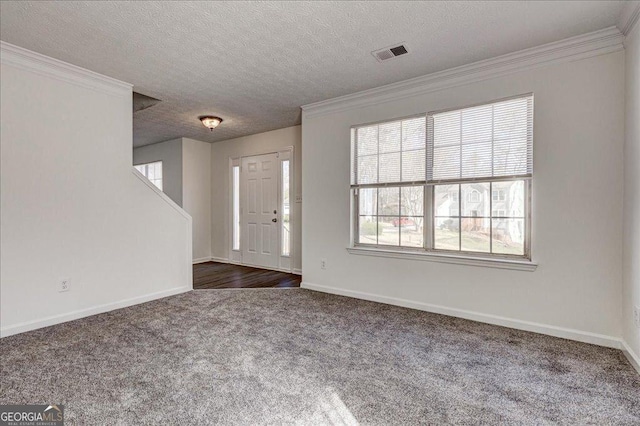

[426,94,533,183]
[351,116,426,185]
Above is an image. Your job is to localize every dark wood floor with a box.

[193,261,301,289]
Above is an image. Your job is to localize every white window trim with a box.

[346,246,537,271]
[349,94,534,267]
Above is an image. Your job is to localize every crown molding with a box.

[0,41,132,97]
[619,1,640,37]
[301,27,624,118]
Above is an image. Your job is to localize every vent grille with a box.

[372,43,409,62]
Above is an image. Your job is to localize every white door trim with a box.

[228,146,295,273]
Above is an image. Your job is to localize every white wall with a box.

[134,137,212,262]
[133,138,183,206]
[623,19,640,364]
[302,50,625,345]
[0,43,192,337]
[182,138,212,262]
[210,126,302,272]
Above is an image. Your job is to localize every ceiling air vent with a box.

[372,43,409,63]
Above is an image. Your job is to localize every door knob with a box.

[272,218,278,223]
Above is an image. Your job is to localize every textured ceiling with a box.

[0,1,627,147]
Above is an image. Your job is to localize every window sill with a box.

[346,247,538,271]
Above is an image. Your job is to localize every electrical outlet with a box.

[320,258,327,270]
[58,278,70,292]
[634,305,640,329]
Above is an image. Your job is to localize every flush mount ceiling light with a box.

[199,116,223,131]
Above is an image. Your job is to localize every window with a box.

[281,160,291,256]
[352,116,426,248]
[134,161,163,190]
[232,165,240,251]
[351,94,533,259]
[493,189,506,201]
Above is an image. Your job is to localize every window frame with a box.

[350,94,533,262]
[352,180,531,260]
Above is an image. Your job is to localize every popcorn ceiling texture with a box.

[0,1,625,146]
[1,289,638,424]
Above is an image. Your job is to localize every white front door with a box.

[241,153,279,269]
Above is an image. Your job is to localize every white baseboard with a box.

[207,257,301,276]
[192,256,230,264]
[621,340,640,375]
[0,286,192,338]
[207,256,301,276]
[301,282,621,349]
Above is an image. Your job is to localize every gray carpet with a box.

[1,289,638,425]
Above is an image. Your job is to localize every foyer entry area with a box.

[229,148,294,273]
[193,261,301,289]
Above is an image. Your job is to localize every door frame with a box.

[228,146,294,273]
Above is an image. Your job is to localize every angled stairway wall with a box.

[0,42,193,337]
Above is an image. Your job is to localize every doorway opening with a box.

[229,148,293,273]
